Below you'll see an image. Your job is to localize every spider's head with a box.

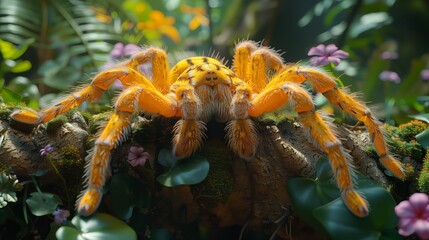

[189,62,232,87]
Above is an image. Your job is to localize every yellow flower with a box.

[181,5,209,31]
[137,10,180,42]
[91,7,112,23]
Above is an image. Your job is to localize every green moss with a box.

[191,139,234,207]
[257,110,296,125]
[80,111,92,125]
[389,138,424,160]
[365,121,426,161]
[45,115,67,135]
[418,152,429,194]
[0,162,11,174]
[53,145,85,202]
[87,111,112,134]
[396,120,427,142]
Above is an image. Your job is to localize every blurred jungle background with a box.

[1,0,429,239]
[1,0,429,123]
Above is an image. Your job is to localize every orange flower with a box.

[137,10,180,42]
[91,7,112,23]
[181,5,209,31]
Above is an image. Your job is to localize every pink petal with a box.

[325,44,339,55]
[130,146,138,153]
[398,218,417,236]
[332,49,349,59]
[415,219,429,239]
[124,44,141,56]
[310,56,330,67]
[410,193,429,212]
[110,43,125,59]
[396,200,416,218]
[128,152,138,161]
[327,56,341,66]
[308,44,326,56]
[421,69,429,81]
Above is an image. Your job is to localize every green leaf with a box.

[287,160,339,229]
[0,173,20,208]
[7,76,40,100]
[56,213,137,240]
[416,128,429,148]
[10,60,31,73]
[109,173,150,220]
[157,154,210,187]
[0,87,22,103]
[157,148,178,167]
[288,159,399,240]
[410,114,429,123]
[25,192,62,216]
[313,181,399,240]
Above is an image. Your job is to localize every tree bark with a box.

[0,111,394,239]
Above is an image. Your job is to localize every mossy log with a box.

[0,111,423,239]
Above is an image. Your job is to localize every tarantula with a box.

[10,41,404,218]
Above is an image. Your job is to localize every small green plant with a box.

[287,159,401,240]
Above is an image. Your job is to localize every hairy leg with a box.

[226,85,257,159]
[273,66,404,179]
[249,82,369,217]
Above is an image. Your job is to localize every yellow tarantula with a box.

[10,41,404,218]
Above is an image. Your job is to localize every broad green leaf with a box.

[7,76,40,100]
[410,114,429,123]
[313,181,399,240]
[42,66,82,90]
[287,160,339,230]
[416,128,429,148]
[56,213,137,240]
[157,154,209,187]
[157,148,177,167]
[109,173,150,220]
[26,192,62,216]
[0,38,34,60]
[288,160,399,239]
[0,87,21,103]
[10,60,31,73]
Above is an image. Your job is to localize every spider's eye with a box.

[213,76,218,80]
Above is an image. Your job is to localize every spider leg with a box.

[249,82,369,217]
[10,68,128,124]
[233,40,258,82]
[226,85,257,159]
[274,66,404,179]
[78,79,179,215]
[125,47,170,93]
[249,47,283,93]
[77,86,139,216]
[169,81,206,159]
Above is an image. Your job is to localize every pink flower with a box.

[52,209,70,225]
[307,44,349,67]
[380,51,399,60]
[40,144,53,156]
[109,43,141,60]
[421,69,429,81]
[379,71,401,84]
[127,146,150,167]
[395,193,429,239]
